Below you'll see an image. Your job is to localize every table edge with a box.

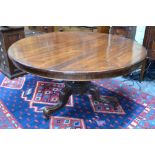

[9,56,146,81]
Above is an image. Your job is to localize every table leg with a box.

[89,83,119,110]
[89,84,100,101]
[43,81,119,118]
[43,83,72,118]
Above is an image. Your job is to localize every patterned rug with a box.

[0,71,155,129]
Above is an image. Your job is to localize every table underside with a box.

[43,81,119,118]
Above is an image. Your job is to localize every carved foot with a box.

[43,83,72,119]
[89,84,119,110]
[89,84,100,101]
[99,95,119,110]
[43,107,52,118]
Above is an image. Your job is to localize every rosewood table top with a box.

[8,32,147,81]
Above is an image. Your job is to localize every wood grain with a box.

[8,32,147,81]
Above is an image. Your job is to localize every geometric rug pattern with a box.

[0,71,155,129]
[50,116,85,129]
[0,100,21,129]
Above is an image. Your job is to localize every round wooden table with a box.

[8,32,147,118]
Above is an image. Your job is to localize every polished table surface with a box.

[8,32,147,81]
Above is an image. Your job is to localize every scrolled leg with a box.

[43,83,72,118]
[99,95,119,110]
[89,83,119,110]
[89,84,100,101]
